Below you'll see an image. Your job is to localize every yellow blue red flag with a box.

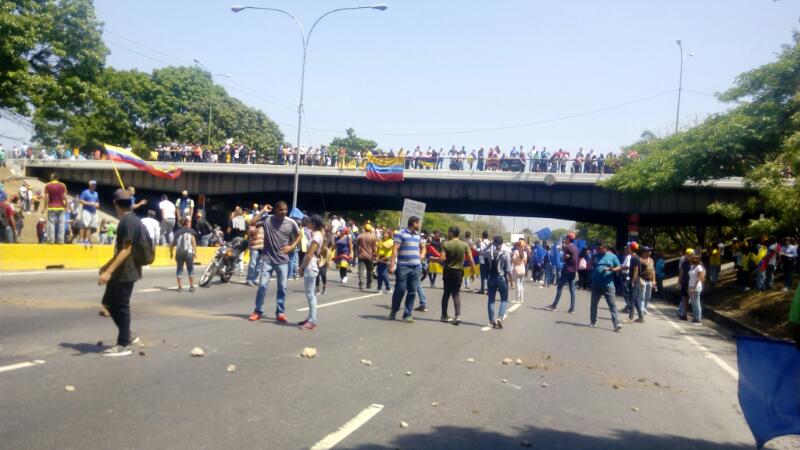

[366,156,404,182]
[104,144,183,180]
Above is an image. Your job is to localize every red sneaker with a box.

[276,313,288,323]
[298,319,309,326]
[300,322,316,330]
[248,312,262,321]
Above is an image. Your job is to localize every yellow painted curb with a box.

[0,244,220,272]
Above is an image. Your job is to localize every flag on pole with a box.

[104,144,183,180]
[535,227,552,241]
[366,156,404,182]
[737,335,800,448]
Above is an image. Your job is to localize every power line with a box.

[104,30,297,108]
[683,88,717,97]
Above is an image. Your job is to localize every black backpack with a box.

[133,219,156,266]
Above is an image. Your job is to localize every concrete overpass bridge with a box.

[23,159,750,241]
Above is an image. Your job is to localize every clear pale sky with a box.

[3,0,799,230]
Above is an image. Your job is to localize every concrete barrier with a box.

[0,244,219,272]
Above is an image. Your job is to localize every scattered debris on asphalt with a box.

[227,364,237,372]
[405,371,413,376]
[541,382,549,388]
[64,385,75,392]
[502,358,513,365]
[431,402,439,407]
[514,358,523,365]
[472,409,480,415]
[399,420,409,428]
[632,407,639,412]
[139,351,146,356]
[502,379,509,384]
[191,347,205,357]
[300,347,317,358]
[466,358,475,363]
[360,358,373,366]
[612,384,621,390]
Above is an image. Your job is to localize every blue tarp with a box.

[737,335,800,448]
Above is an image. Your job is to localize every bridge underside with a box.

[28,165,749,227]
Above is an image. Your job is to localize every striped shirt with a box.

[394,228,421,267]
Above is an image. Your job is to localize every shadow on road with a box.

[554,320,613,332]
[344,425,753,450]
[59,342,104,355]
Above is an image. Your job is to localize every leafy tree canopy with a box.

[329,128,377,155]
[0,0,107,141]
[604,32,800,235]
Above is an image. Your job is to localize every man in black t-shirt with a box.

[98,188,145,356]
[547,232,580,313]
[624,242,644,322]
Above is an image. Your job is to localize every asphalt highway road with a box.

[0,267,796,450]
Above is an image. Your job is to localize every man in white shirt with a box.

[781,237,797,291]
[159,194,177,245]
[141,210,161,245]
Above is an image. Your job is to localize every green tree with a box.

[329,128,377,155]
[60,66,284,158]
[604,32,800,235]
[0,0,108,143]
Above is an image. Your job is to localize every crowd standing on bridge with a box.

[5,141,641,174]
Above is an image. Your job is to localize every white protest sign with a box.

[510,233,524,244]
[400,199,426,230]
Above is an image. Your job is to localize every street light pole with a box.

[675,40,684,134]
[193,59,231,148]
[232,4,388,210]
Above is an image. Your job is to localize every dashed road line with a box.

[0,359,46,374]
[310,403,384,450]
[650,304,739,380]
[297,293,382,312]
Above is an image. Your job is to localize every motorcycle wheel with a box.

[220,265,233,283]
[199,260,219,287]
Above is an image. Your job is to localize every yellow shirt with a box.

[377,238,394,260]
[709,249,721,266]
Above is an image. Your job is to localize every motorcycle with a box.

[199,237,248,287]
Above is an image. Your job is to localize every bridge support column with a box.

[615,214,640,249]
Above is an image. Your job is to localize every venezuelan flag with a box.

[366,156,404,182]
[104,144,183,180]
[417,157,436,169]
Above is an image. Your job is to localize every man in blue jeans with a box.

[486,235,512,329]
[248,202,302,323]
[589,241,623,332]
[389,216,426,323]
[546,232,579,313]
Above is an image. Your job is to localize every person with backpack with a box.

[485,235,512,329]
[171,216,198,292]
[97,188,153,356]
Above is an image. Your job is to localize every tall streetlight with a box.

[231,4,388,210]
[674,39,695,134]
[193,59,232,148]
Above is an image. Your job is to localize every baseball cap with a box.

[112,188,132,201]
[685,248,695,256]
[628,241,639,250]
[364,224,373,232]
[89,180,97,185]
[641,246,652,252]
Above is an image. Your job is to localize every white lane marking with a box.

[0,359,46,374]
[481,302,523,331]
[310,403,384,450]
[650,304,739,380]
[297,292,382,312]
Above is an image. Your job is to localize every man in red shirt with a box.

[43,172,67,243]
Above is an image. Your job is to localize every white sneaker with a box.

[342,276,348,284]
[103,345,132,357]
